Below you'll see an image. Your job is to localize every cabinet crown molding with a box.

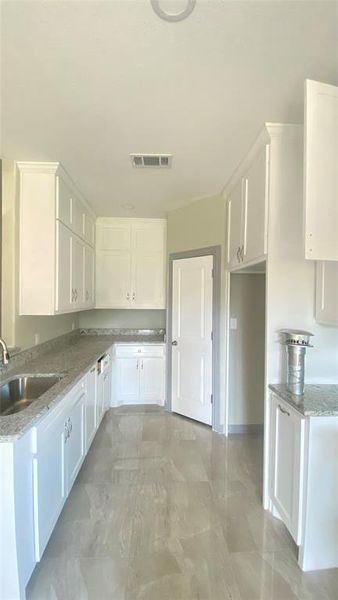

[223,123,302,199]
[16,161,60,175]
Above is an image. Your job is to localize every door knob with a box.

[172,340,178,346]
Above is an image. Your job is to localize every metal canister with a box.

[280,330,314,396]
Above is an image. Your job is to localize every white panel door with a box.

[316,261,338,326]
[171,256,213,425]
[304,79,338,260]
[96,251,131,308]
[55,221,72,313]
[84,244,95,307]
[243,145,269,263]
[139,357,165,404]
[227,179,244,268]
[115,358,140,404]
[71,234,85,308]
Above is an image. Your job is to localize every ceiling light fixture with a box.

[151,0,196,22]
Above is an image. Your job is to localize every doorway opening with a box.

[227,264,266,493]
[166,246,222,431]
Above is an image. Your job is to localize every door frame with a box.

[166,246,222,432]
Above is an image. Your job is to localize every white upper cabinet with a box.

[304,80,338,260]
[315,261,338,326]
[243,145,269,263]
[96,218,166,309]
[225,139,269,270]
[226,178,244,268]
[18,162,96,315]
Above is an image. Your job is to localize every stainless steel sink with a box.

[0,375,62,416]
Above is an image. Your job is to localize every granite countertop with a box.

[0,331,165,442]
[269,383,338,417]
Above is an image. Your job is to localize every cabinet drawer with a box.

[114,344,164,358]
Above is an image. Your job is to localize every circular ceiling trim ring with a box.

[151,0,196,22]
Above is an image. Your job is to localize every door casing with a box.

[166,246,222,432]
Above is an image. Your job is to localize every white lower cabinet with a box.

[268,392,338,572]
[113,344,165,405]
[32,404,66,561]
[33,380,86,561]
[64,384,85,494]
[269,394,304,545]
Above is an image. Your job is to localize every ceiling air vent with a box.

[130,154,173,168]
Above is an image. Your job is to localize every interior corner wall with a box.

[1,160,79,351]
[167,194,227,431]
[229,273,265,426]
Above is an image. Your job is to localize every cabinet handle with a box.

[75,289,78,301]
[136,360,139,369]
[126,292,130,300]
[278,404,290,417]
[241,245,244,261]
[86,290,89,301]
[141,360,143,369]
[90,367,96,373]
[236,247,240,262]
[132,292,136,301]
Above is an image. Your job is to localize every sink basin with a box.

[0,375,62,416]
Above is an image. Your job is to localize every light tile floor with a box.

[27,405,338,600]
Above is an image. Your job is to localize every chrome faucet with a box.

[0,338,10,365]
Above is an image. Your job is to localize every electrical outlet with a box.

[230,318,237,330]
[34,333,40,345]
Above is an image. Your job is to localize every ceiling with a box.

[2,0,338,217]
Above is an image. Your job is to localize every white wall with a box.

[78,309,166,330]
[229,273,265,426]
[1,160,79,351]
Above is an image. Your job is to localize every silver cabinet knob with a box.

[132,292,136,301]
[172,340,178,346]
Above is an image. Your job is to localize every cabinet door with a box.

[316,261,338,326]
[55,221,72,313]
[65,387,85,494]
[96,219,131,251]
[71,195,85,239]
[96,374,105,426]
[139,357,165,404]
[270,397,304,544]
[96,251,131,308]
[85,366,97,452]
[304,80,338,260]
[132,253,165,309]
[56,176,72,229]
[33,412,66,560]
[103,369,112,411]
[84,244,95,307]
[243,145,269,264]
[115,358,140,404]
[71,234,85,308]
[131,222,166,308]
[84,212,95,247]
[226,179,244,268]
